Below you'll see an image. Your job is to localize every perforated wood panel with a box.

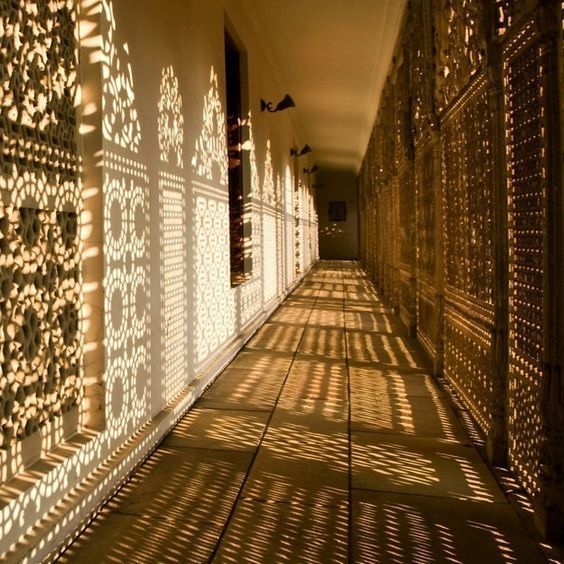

[442,75,494,304]
[416,139,436,282]
[495,0,529,36]
[399,164,415,269]
[504,22,545,496]
[434,0,485,113]
[415,134,439,359]
[441,73,496,435]
[358,0,561,525]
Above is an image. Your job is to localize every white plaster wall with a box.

[0,0,317,559]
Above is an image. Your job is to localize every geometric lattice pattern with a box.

[194,186,235,365]
[444,308,494,436]
[191,67,228,186]
[294,181,303,275]
[104,153,151,439]
[101,0,141,152]
[158,62,188,402]
[434,0,485,111]
[0,0,82,449]
[159,172,188,403]
[192,66,235,366]
[0,205,81,447]
[359,0,559,526]
[415,140,436,282]
[495,0,528,36]
[505,24,545,496]
[262,141,278,302]
[238,122,262,325]
[0,0,79,209]
[284,167,295,288]
[441,74,497,440]
[442,75,494,305]
[158,66,184,169]
[101,0,150,439]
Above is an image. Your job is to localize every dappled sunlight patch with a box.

[352,433,502,503]
[197,368,286,411]
[347,330,424,369]
[297,327,346,360]
[280,360,348,402]
[245,323,304,353]
[216,500,348,564]
[353,491,542,563]
[60,448,253,562]
[164,408,268,452]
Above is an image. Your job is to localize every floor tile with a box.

[59,511,223,564]
[60,262,549,564]
[214,500,348,564]
[279,358,348,401]
[352,490,545,564]
[347,331,424,369]
[297,327,346,360]
[351,393,469,443]
[104,447,253,518]
[196,368,286,411]
[163,409,269,452]
[349,366,442,397]
[345,310,396,333]
[351,432,505,503]
[268,307,312,324]
[241,428,348,506]
[307,307,345,328]
[228,350,294,372]
[268,398,348,436]
[245,323,304,353]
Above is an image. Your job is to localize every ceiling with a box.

[249,0,406,173]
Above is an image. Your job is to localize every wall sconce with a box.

[290,144,312,157]
[261,94,295,113]
[303,165,319,174]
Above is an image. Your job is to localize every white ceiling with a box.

[249,0,406,173]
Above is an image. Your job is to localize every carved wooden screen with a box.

[410,0,435,141]
[416,134,440,360]
[359,167,367,268]
[398,162,415,329]
[441,73,497,435]
[434,0,485,113]
[495,0,529,37]
[504,20,546,496]
[357,0,563,532]
[380,185,392,301]
[0,1,82,450]
[395,48,416,331]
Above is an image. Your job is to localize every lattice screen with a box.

[495,0,529,36]
[0,0,82,449]
[504,22,545,496]
[415,135,439,357]
[434,0,485,112]
[442,76,494,304]
[358,0,560,525]
[441,73,496,435]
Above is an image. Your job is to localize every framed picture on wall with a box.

[328,201,347,222]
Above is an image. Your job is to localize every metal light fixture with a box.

[261,94,295,113]
[303,165,319,174]
[290,144,312,157]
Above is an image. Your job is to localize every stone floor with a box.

[59,261,546,563]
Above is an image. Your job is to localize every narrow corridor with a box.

[60,262,545,563]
